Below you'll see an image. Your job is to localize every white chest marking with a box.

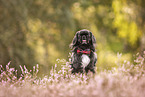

[81,54,90,68]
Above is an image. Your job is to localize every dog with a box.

[70,29,97,74]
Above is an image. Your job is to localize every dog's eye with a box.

[87,35,89,39]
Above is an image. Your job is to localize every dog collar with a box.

[77,49,91,55]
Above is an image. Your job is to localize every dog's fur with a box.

[70,29,97,74]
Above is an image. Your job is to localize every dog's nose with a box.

[82,35,86,40]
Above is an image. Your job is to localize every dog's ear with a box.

[89,32,96,44]
[72,34,78,45]
[92,34,96,44]
[89,32,96,51]
[70,32,80,49]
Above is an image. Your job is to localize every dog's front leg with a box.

[71,53,83,73]
[85,52,97,73]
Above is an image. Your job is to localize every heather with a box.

[0,52,145,97]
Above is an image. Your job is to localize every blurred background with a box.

[0,0,145,76]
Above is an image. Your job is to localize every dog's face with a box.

[78,31,90,45]
[70,29,96,49]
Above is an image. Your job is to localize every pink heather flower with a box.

[33,66,35,72]
[138,55,142,59]
[29,70,32,72]
[2,80,6,84]
[12,76,17,80]
[9,68,15,72]
[19,65,24,74]
[6,65,9,71]
[55,64,57,68]
[0,74,3,78]
[124,60,127,63]
[6,61,11,70]
[36,64,39,73]
[15,70,17,75]
[24,66,28,74]
[0,65,2,68]
[7,76,11,82]
[19,77,22,81]
[36,64,39,68]
[24,65,28,71]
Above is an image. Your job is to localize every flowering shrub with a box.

[0,52,145,97]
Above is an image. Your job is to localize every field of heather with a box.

[0,53,145,97]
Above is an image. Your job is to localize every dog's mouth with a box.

[82,40,87,44]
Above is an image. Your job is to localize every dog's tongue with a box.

[82,40,87,44]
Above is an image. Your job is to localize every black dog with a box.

[70,29,97,74]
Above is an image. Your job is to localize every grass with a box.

[0,52,145,97]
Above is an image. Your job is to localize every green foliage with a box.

[0,0,145,75]
[112,0,142,46]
